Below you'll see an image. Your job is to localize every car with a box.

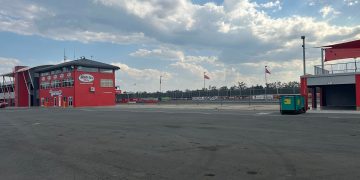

[0,101,8,108]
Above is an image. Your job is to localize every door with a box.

[68,97,73,107]
[54,97,57,107]
[58,96,61,107]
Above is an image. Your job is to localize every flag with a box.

[265,66,271,74]
[204,74,210,80]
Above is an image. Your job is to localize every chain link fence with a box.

[116,87,300,103]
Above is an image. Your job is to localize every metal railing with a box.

[314,60,359,75]
[116,87,300,103]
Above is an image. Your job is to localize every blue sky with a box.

[0,0,359,92]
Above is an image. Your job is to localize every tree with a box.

[237,81,247,90]
[219,86,228,91]
[230,85,237,91]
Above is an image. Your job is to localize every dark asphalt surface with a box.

[1,107,360,180]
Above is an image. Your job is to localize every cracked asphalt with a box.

[1,106,360,180]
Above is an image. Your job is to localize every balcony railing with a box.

[314,61,359,75]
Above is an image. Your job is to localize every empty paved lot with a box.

[1,106,360,180]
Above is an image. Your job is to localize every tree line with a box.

[119,81,300,99]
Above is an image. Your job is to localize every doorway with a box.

[68,96,73,107]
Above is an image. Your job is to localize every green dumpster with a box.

[280,95,306,114]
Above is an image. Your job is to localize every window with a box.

[62,78,74,87]
[55,80,61,88]
[100,69,113,73]
[40,72,50,76]
[40,82,50,89]
[62,67,73,73]
[100,79,114,87]
[77,66,98,72]
[51,80,61,88]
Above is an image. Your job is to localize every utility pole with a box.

[321,48,325,74]
[63,48,67,63]
[160,75,162,93]
[301,36,306,75]
[265,66,269,101]
[203,72,206,90]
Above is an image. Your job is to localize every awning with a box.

[323,39,360,62]
[325,48,360,62]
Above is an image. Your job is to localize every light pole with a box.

[301,36,306,75]
[160,75,162,93]
[321,48,325,74]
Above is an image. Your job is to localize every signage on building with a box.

[79,74,94,83]
[49,90,62,97]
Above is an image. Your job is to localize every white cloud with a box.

[259,0,282,11]
[319,6,340,18]
[0,0,359,91]
[130,47,185,61]
[111,62,172,92]
[344,0,359,6]
[129,47,221,66]
[0,57,21,75]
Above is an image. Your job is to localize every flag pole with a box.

[265,66,268,101]
[160,75,162,93]
[203,72,206,90]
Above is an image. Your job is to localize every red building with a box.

[300,39,360,110]
[1,58,120,107]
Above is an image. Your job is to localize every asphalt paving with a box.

[1,106,360,180]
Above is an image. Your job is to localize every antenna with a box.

[73,48,76,60]
[63,48,67,62]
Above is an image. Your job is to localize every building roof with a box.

[34,58,120,73]
[0,65,53,77]
[322,39,360,61]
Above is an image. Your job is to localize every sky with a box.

[0,0,359,92]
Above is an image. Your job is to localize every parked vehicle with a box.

[0,101,8,108]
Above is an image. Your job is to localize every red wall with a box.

[355,75,360,109]
[39,72,75,107]
[39,69,116,108]
[300,77,308,110]
[74,69,115,107]
[14,68,30,107]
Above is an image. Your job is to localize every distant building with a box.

[0,57,120,107]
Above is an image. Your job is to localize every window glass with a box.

[40,82,50,89]
[62,78,74,87]
[100,69,113,73]
[100,79,114,87]
[62,67,73,73]
[40,72,50,76]
[78,66,98,72]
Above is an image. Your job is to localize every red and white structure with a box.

[0,57,120,107]
[300,39,360,110]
